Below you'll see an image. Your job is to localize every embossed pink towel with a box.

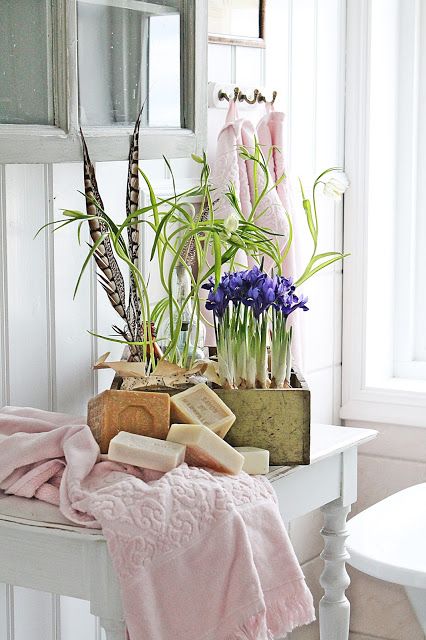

[0,407,315,639]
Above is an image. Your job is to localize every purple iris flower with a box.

[202,267,308,320]
[244,274,276,318]
[204,282,229,318]
[284,294,309,316]
[270,274,308,316]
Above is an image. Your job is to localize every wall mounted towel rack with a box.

[208,82,278,109]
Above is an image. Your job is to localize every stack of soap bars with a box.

[88,383,270,476]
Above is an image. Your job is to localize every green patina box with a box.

[216,368,310,466]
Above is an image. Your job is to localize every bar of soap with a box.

[167,423,244,475]
[87,389,170,453]
[108,431,185,472]
[235,447,270,475]
[170,383,235,438]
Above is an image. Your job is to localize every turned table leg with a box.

[99,617,127,640]
[319,498,351,640]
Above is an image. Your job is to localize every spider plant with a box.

[37,130,348,383]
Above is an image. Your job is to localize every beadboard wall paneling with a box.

[5,164,52,410]
[0,583,8,639]
[0,166,8,410]
[52,162,95,415]
[60,596,99,640]
[13,588,53,640]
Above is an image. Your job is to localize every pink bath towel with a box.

[203,100,251,346]
[0,407,315,639]
[256,104,305,369]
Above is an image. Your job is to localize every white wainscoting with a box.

[0,1,346,636]
[0,157,178,640]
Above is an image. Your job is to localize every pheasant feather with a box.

[80,131,142,358]
[126,110,143,340]
[81,132,128,320]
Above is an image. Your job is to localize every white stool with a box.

[346,483,426,635]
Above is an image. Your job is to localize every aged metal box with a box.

[216,369,310,466]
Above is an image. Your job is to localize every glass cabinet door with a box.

[0,0,207,162]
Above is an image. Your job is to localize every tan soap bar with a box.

[108,431,185,472]
[87,389,170,453]
[170,383,235,438]
[235,447,270,475]
[167,423,244,475]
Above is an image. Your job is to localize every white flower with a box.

[223,210,240,234]
[323,172,349,200]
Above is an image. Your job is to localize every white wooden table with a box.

[0,424,377,640]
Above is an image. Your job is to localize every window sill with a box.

[340,382,426,428]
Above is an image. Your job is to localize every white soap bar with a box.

[167,423,244,475]
[235,447,270,475]
[108,431,186,472]
[170,383,235,438]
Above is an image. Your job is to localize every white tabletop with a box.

[0,423,377,535]
[267,423,377,482]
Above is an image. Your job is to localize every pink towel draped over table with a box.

[0,406,315,640]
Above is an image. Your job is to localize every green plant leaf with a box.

[73,232,107,299]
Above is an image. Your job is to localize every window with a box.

[0,0,207,163]
[342,0,426,427]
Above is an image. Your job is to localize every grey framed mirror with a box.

[208,0,265,48]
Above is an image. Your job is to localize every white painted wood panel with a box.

[235,47,264,86]
[0,583,7,639]
[13,587,52,640]
[288,0,317,177]
[60,596,98,640]
[5,164,52,409]
[208,44,233,84]
[0,166,9,409]
[53,163,95,415]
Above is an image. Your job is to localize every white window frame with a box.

[341,0,426,428]
[0,0,207,164]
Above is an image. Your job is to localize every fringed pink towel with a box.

[0,407,315,640]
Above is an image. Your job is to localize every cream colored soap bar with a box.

[170,383,235,438]
[167,423,244,475]
[108,431,186,472]
[235,447,270,475]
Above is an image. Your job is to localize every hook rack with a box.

[217,86,277,105]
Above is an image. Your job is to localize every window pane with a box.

[0,0,53,125]
[77,0,182,127]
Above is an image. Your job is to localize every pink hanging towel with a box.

[203,100,251,346]
[239,116,290,274]
[0,407,316,640]
[256,103,304,369]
